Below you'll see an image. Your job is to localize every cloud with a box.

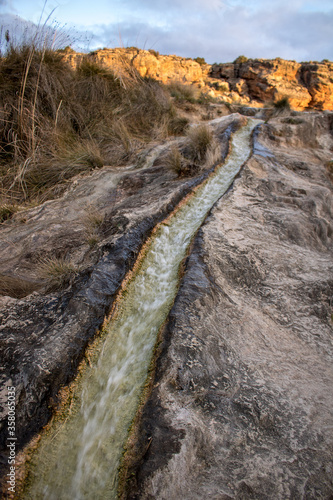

[86,2,333,63]
[113,0,225,12]
[2,1,332,63]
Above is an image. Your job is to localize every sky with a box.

[0,0,332,63]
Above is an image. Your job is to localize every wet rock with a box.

[210,58,333,111]
[0,115,243,489]
[126,112,333,499]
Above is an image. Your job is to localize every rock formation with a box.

[62,47,210,86]
[0,115,239,496]
[124,112,333,499]
[62,48,333,111]
[0,87,332,497]
[210,58,333,110]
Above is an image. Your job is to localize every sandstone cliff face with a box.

[125,113,333,499]
[62,48,333,111]
[63,47,209,85]
[210,58,333,111]
[0,115,239,493]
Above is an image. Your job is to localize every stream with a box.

[24,118,261,499]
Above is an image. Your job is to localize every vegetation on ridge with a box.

[0,42,190,213]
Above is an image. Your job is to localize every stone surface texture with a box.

[0,114,240,489]
[125,113,333,499]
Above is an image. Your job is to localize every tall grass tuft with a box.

[0,38,182,206]
[39,257,79,290]
[186,124,213,162]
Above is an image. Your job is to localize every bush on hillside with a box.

[0,43,181,205]
[273,96,291,112]
[234,55,248,64]
[194,57,206,65]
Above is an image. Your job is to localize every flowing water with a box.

[24,118,260,499]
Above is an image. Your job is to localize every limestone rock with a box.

[61,49,333,111]
[62,48,209,86]
[210,58,333,110]
[300,62,333,110]
[125,113,333,499]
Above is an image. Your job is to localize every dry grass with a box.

[82,205,105,246]
[166,123,217,177]
[0,273,40,298]
[166,81,199,103]
[0,43,184,206]
[38,257,79,289]
[0,203,19,223]
[186,124,214,162]
[274,96,291,112]
[165,146,187,176]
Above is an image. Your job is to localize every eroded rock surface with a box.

[63,47,210,86]
[0,114,241,490]
[210,59,333,110]
[62,48,333,111]
[126,113,333,499]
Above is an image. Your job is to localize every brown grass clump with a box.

[0,42,182,206]
[166,81,199,103]
[165,146,187,176]
[82,205,105,246]
[273,96,291,112]
[166,123,217,177]
[0,203,19,223]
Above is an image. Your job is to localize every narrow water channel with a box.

[24,118,261,499]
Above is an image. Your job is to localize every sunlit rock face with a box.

[125,112,333,499]
[63,49,333,111]
[62,47,209,85]
[210,58,333,110]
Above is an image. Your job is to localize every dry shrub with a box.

[38,257,79,290]
[166,81,199,103]
[0,44,182,205]
[274,96,291,112]
[168,116,190,136]
[0,273,40,298]
[165,146,186,175]
[186,124,213,162]
[165,145,202,177]
[0,203,19,223]
[82,205,104,246]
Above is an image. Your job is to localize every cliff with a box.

[210,58,333,110]
[62,47,210,85]
[62,48,333,111]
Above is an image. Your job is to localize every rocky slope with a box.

[0,113,240,494]
[0,103,332,499]
[124,113,333,499]
[62,48,333,110]
[210,58,333,110]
